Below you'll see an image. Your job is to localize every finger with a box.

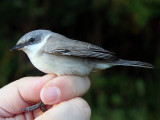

[40,76,90,105]
[0,74,56,117]
[35,97,91,120]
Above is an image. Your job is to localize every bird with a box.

[10,29,153,112]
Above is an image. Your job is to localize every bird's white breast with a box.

[27,52,93,76]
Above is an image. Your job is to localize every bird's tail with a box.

[113,59,153,68]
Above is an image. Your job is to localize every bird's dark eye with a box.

[29,38,36,44]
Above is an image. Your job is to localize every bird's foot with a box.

[21,102,47,112]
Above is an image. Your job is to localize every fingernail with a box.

[41,87,60,104]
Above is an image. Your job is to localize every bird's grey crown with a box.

[17,29,53,45]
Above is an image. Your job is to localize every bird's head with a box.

[10,29,53,53]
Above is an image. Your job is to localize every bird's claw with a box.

[21,102,47,112]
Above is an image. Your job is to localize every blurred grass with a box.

[0,0,159,119]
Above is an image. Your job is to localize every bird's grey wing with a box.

[42,35,118,62]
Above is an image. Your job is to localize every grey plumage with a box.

[11,29,153,76]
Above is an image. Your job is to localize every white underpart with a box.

[96,63,111,69]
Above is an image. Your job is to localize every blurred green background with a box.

[0,0,159,120]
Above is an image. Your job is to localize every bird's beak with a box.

[10,44,25,51]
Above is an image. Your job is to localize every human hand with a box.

[0,74,91,120]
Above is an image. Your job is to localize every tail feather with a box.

[114,59,153,68]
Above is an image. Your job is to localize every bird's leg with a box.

[21,102,47,112]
